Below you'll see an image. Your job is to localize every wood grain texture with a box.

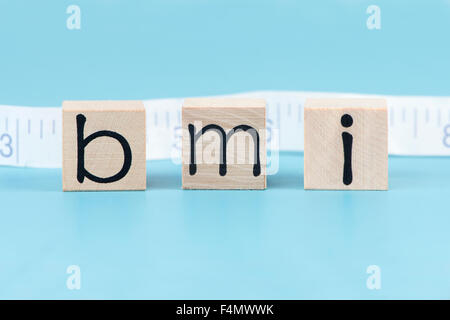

[62,100,146,191]
[182,98,266,189]
[304,98,388,190]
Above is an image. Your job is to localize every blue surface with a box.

[1,1,450,299]
[1,153,450,299]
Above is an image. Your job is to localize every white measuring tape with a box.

[1,91,450,168]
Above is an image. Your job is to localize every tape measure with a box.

[1,91,449,168]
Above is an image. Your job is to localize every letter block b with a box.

[182,98,266,189]
[62,101,146,191]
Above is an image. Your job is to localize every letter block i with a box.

[304,98,388,190]
[62,101,146,191]
[182,98,266,189]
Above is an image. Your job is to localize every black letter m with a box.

[188,123,261,177]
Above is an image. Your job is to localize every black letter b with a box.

[76,114,132,184]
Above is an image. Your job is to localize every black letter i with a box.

[341,114,353,185]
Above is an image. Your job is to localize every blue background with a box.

[1,0,450,299]
[1,0,450,106]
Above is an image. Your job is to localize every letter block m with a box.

[182,98,266,189]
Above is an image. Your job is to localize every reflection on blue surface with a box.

[0,153,449,299]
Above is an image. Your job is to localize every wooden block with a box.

[62,100,146,191]
[182,98,266,189]
[304,98,388,190]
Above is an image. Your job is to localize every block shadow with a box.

[267,171,304,189]
[147,170,181,190]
